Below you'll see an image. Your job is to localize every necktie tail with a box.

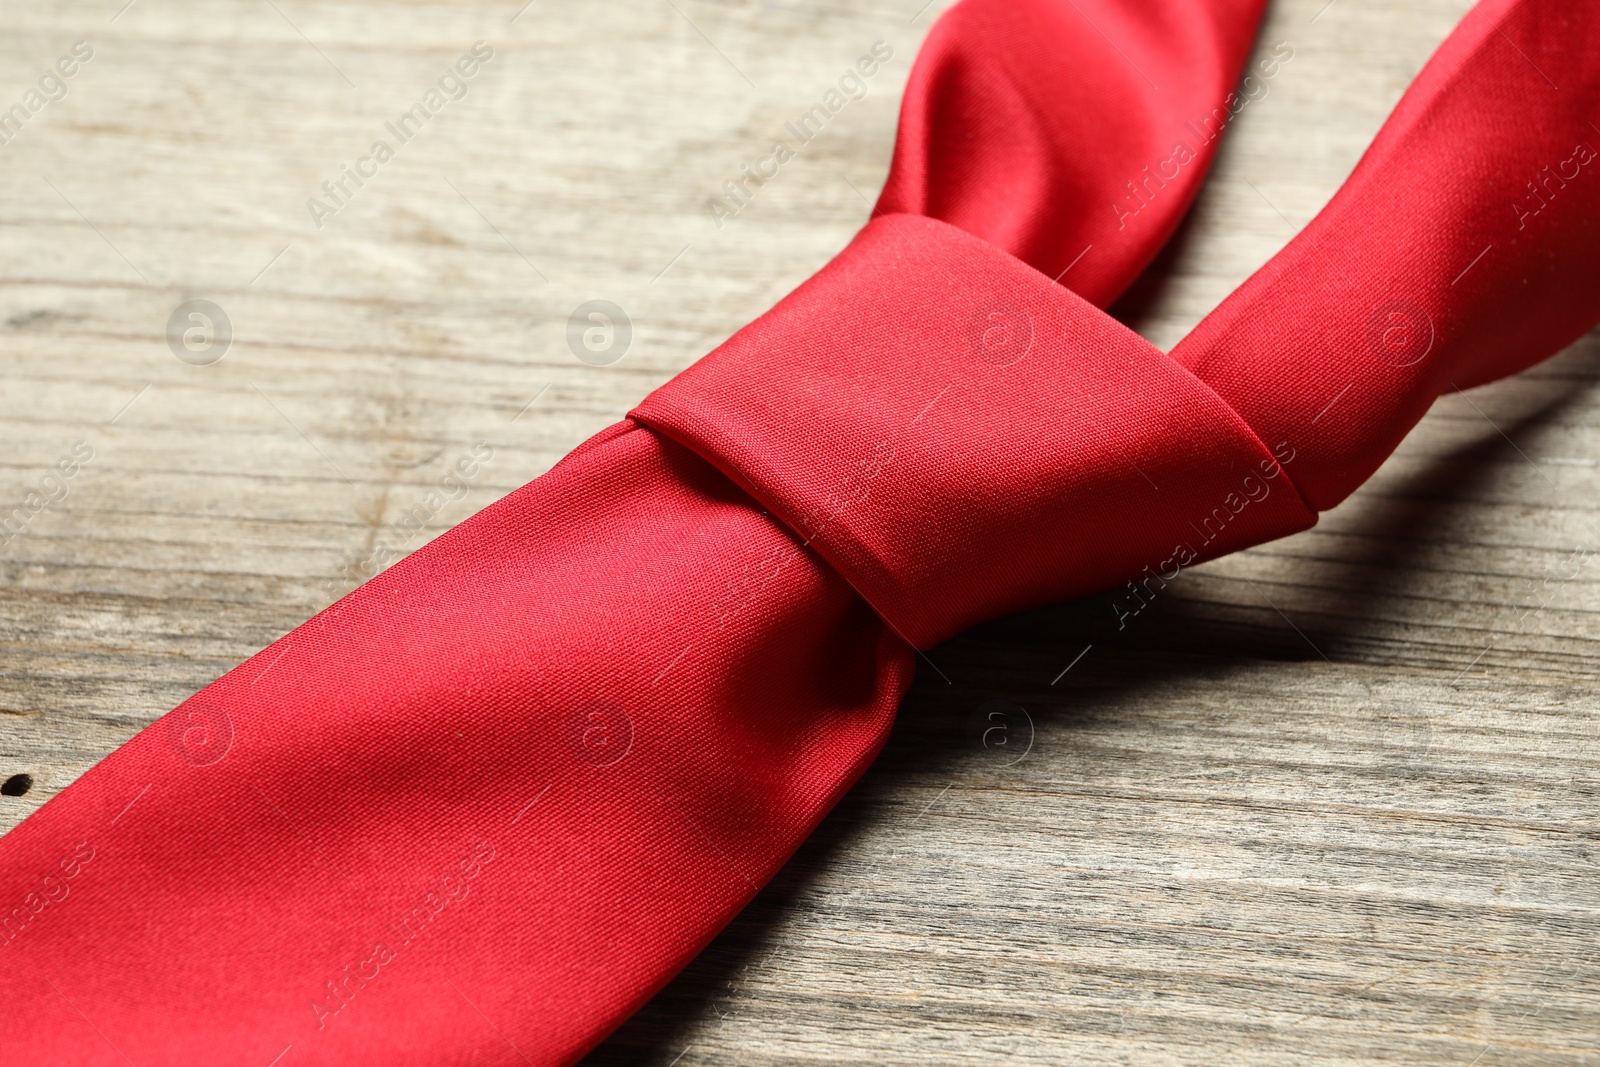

[1175,0,1600,509]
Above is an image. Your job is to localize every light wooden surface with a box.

[4,0,1599,1063]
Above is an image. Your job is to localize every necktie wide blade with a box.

[4,423,913,1063]
[3,1,1598,1064]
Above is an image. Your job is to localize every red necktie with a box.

[4,1,1597,1064]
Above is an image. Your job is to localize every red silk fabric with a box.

[3,1,1598,1064]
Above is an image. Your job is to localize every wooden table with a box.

[4,0,1597,1062]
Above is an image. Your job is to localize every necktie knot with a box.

[634,213,1316,648]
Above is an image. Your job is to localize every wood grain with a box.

[4,0,1599,1062]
